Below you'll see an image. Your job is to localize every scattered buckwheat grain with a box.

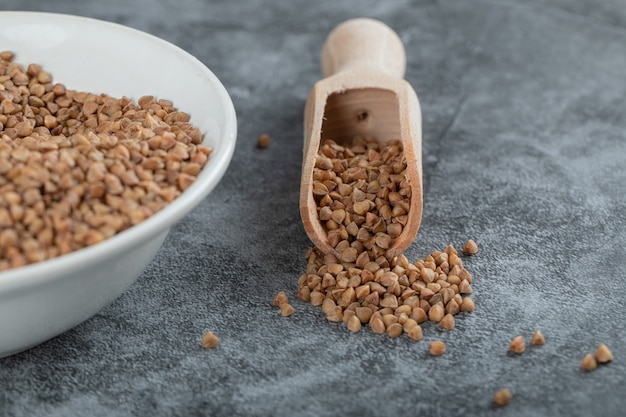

[460,297,475,312]
[257,133,271,149]
[429,340,446,356]
[201,331,220,349]
[386,323,403,338]
[370,316,386,334]
[531,330,545,346]
[493,388,512,406]
[594,343,613,364]
[581,353,598,371]
[428,304,444,322]
[347,314,362,333]
[407,325,423,341]
[272,291,289,306]
[463,239,478,255]
[280,303,296,317]
[439,313,455,330]
[509,336,526,354]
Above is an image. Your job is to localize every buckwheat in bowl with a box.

[0,12,237,358]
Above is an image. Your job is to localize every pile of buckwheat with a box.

[0,51,211,271]
[294,136,477,340]
[276,134,616,410]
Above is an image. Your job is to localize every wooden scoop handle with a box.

[321,18,406,79]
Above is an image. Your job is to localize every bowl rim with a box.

[0,11,237,290]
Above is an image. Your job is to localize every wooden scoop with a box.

[301,18,423,259]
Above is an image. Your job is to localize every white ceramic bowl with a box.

[0,12,237,358]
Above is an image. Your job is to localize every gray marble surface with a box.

[1,1,626,416]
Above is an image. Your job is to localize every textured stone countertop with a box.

[1,1,625,416]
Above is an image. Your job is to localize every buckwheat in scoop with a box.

[296,136,477,340]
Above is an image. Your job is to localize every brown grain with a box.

[581,353,597,371]
[429,340,446,356]
[257,133,271,148]
[531,330,545,346]
[280,303,296,317]
[463,239,478,255]
[201,331,219,349]
[493,388,511,406]
[325,306,344,322]
[509,336,526,354]
[594,343,613,364]
[272,291,289,306]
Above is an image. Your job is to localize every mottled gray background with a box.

[1,1,625,416]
